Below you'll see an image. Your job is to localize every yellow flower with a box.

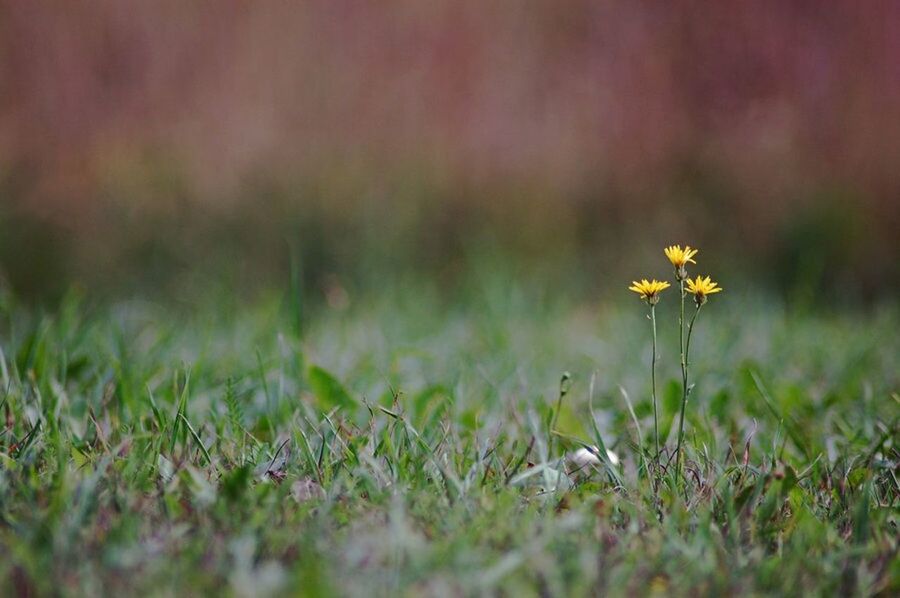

[685,275,722,305]
[664,245,698,279]
[628,279,671,305]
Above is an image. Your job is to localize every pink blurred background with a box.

[1,1,898,297]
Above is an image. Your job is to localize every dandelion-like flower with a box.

[664,245,698,279]
[628,279,671,305]
[685,275,723,306]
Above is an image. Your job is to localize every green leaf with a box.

[412,384,450,428]
[221,464,252,502]
[308,365,357,411]
[709,389,730,422]
[659,379,682,443]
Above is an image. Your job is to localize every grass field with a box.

[0,279,897,596]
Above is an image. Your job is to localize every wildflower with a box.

[673,274,721,481]
[685,275,723,306]
[628,279,671,305]
[630,279,668,461]
[664,245,698,279]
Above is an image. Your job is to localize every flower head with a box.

[685,275,722,306]
[628,279,671,305]
[664,245,698,279]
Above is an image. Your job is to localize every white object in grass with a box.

[569,446,619,470]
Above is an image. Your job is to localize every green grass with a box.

[0,282,897,596]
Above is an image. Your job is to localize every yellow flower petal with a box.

[664,245,699,268]
[685,275,722,300]
[628,278,671,303]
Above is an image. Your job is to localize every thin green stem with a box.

[548,373,570,459]
[679,279,686,358]
[675,302,702,481]
[650,304,659,463]
[685,304,701,365]
[675,278,685,471]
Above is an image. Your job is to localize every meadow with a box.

[3,2,900,596]
[0,265,897,596]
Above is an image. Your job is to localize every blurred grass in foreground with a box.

[0,278,896,595]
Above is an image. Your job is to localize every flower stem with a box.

[674,302,702,481]
[650,304,660,463]
[548,372,570,459]
[679,277,686,378]
[675,278,685,467]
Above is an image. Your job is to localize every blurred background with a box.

[1,1,898,304]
